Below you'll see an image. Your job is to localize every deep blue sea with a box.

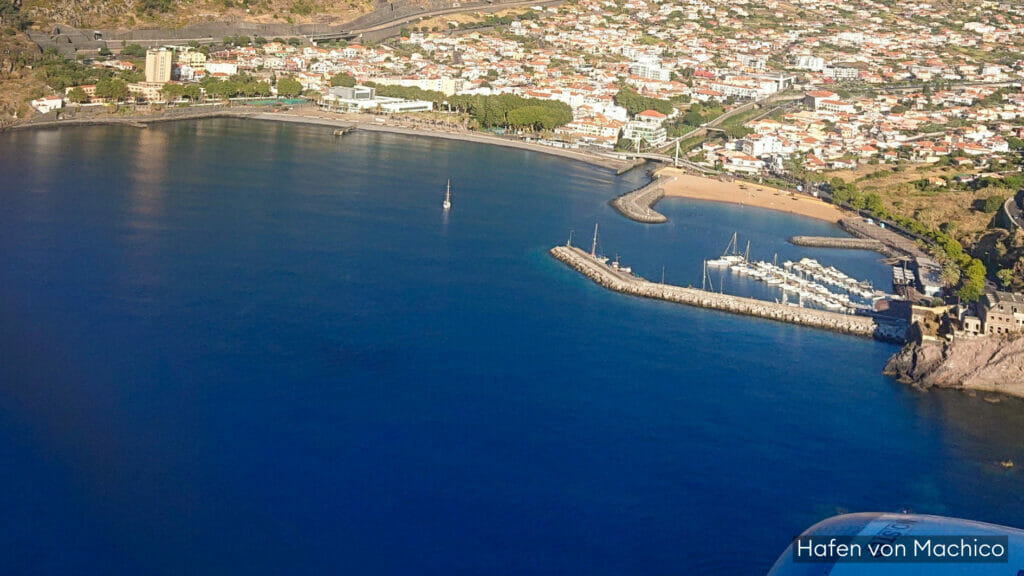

[1,119,1022,575]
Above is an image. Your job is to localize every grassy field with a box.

[838,165,1011,242]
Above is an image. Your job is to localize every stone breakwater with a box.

[839,218,925,259]
[789,236,886,251]
[610,177,668,223]
[551,245,906,342]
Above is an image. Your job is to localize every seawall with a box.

[610,177,668,223]
[789,236,886,251]
[551,245,905,342]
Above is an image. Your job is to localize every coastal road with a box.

[346,0,562,36]
[1005,194,1024,230]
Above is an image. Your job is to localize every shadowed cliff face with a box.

[886,330,1024,398]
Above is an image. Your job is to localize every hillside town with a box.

[30,0,1024,162]
[14,0,1024,311]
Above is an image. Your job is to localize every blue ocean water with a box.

[1,119,1022,575]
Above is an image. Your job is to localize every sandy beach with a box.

[656,167,845,223]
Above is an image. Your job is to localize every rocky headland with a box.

[885,326,1024,398]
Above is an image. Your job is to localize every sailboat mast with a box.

[590,223,599,257]
[744,240,750,262]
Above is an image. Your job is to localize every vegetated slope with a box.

[0,29,42,126]
[21,0,373,30]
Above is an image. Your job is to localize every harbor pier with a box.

[789,236,886,251]
[550,245,906,342]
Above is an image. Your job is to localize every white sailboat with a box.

[707,232,745,267]
[443,179,452,211]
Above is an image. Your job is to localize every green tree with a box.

[66,87,89,104]
[614,85,672,116]
[95,77,128,101]
[0,0,28,30]
[982,194,1006,213]
[276,77,303,98]
[121,44,146,58]
[957,258,987,303]
[997,268,1015,289]
[182,85,202,101]
[330,72,356,87]
[161,83,184,101]
[136,0,171,15]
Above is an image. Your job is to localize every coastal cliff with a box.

[885,328,1024,398]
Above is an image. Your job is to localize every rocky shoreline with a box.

[885,328,1024,399]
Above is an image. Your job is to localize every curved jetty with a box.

[610,177,668,223]
[551,245,905,342]
[789,236,886,251]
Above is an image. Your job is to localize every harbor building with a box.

[980,291,1024,335]
[145,48,172,84]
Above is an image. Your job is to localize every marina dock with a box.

[550,245,906,342]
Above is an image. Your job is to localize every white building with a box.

[145,48,172,83]
[205,61,239,76]
[793,55,826,72]
[320,85,433,113]
[371,76,464,96]
[824,64,860,81]
[719,150,764,173]
[622,109,668,146]
[30,95,64,114]
[630,60,671,82]
[741,134,783,157]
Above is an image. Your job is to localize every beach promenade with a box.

[7,105,641,173]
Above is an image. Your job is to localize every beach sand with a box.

[656,167,844,223]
